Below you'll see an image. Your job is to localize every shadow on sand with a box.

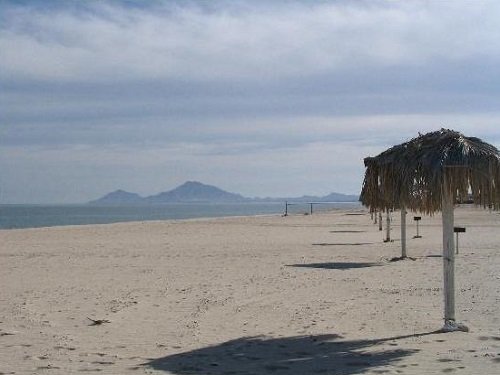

[388,256,416,262]
[329,230,366,233]
[287,262,381,270]
[312,242,375,246]
[145,332,436,374]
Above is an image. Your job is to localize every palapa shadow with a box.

[145,333,431,374]
[388,256,416,262]
[312,242,375,246]
[329,230,366,233]
[288,262,381,270]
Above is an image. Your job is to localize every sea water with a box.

[0,202,361,230]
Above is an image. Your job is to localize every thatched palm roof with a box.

[360,129,500,214]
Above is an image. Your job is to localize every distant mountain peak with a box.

[89,189,143,205]
[113,189,130,194]
[88,181,359,205]
[146,181,247,203]
[182,181,204,186]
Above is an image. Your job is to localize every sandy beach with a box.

[1,206,499,374]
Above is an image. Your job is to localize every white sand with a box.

[1,206,499,374]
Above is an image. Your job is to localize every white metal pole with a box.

[442,187,455,322]
[401,208,407,258]
[441,173,468,332]
[385,209,391,242]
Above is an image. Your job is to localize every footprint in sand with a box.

[78,369,103,372]
[91,361,114,365]
[53,345,76,351]
[36,364,61,370]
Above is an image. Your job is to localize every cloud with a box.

[2,112,500,203]
[2,1,500,82]
[2,0,500,203]
[0,139,372,203]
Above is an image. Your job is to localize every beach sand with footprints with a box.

[1,206,499,374]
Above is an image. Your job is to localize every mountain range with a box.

[89,181,359,205]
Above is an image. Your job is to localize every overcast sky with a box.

[2,0,500,203]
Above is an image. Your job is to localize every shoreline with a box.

[0,202,362,231]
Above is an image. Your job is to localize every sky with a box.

[2,0,500,203]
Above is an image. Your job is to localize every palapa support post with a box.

[284,201,288,216]
[401,208,407,258]
[441,173,468,332]
[378,211,383,231]
[374,210,378,224]
[384,209,391,242]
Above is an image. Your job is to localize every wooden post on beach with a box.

[378,211,382,231]
[401,208,407,258]
[413,216,422,238]
[384,209,391,242]
[442,180,456,324]
[454,227,465,254]
[310,203,313,215]
[284,201,288,216]
[441,172,468,332]
[374,210,378,224]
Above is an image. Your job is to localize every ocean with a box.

[0,202,361,230]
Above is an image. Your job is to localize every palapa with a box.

[361,129,500,212]
[360,128,500,332]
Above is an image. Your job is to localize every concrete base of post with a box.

[441,319,469,333]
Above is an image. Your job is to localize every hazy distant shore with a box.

[0,201,361,230]
[1,206,499,374]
